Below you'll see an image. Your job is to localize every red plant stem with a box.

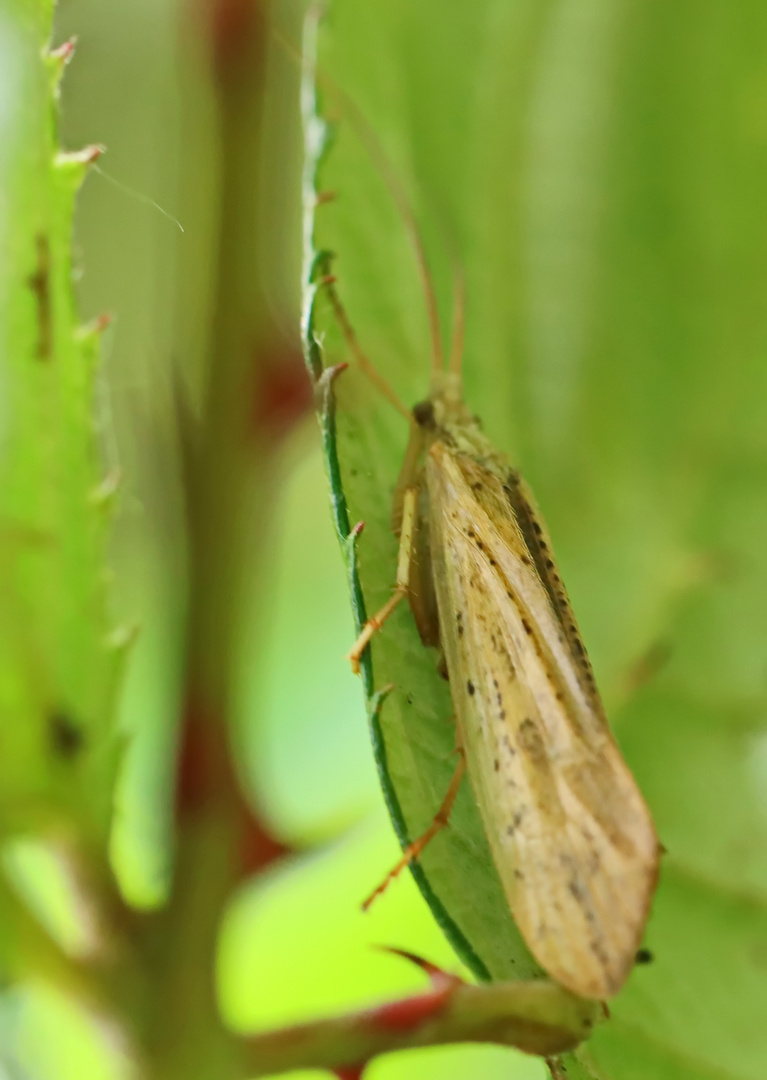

[243,979,598,1077]
[140,1,305,1076]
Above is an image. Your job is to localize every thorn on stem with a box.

[57,144,105,167]
[50,38,77,63]
[374,945,462,989]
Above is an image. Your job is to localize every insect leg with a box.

[391,420,425,534]
[362,749,466,911]
[347,486,418,674]
[545,1058,567,1080]
[447,262,465,379]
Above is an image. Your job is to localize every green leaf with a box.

[303,1,767,1078]
[0,10,121,846]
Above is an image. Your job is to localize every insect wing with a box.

[425,441,659,1000]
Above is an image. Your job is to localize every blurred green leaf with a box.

[15,983,127,1080]
[0,5,120,849]
[305,1,767,1077]
[237,434,380,847]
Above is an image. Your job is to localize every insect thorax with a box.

[412,389,509,482]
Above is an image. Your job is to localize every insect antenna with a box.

[331,88,445,382]
[291,12,446,383]
[321,273,411,421]
[447,260,466,395]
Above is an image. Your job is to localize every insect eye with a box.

[412,400,436,428]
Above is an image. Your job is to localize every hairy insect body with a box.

[401,384,659,1000]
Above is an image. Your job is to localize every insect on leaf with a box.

[303,12,658,1009]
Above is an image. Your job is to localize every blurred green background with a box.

[2,0,767,1079]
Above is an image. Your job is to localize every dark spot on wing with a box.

[467,680,475,696]
[568,878,584,901]
[590,938,610,967]
[517,717,546,762]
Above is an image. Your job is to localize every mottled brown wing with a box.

[425,441,659,1000]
